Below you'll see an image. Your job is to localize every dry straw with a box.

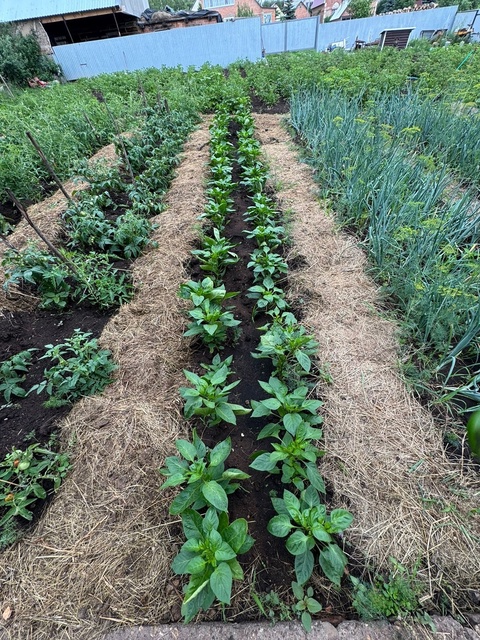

[254,113,480,613]
[0,123,211,639]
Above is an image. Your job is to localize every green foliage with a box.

[237,3,255,16]
[192,228,239,281]
[179,277,238,307]
[183,300,241,353]
[180,355,251,427]
[0,442,70,529]
[159,430,249,514]
[0,350,34,403]
[253,312,319,382]
[248,246,288,283]
[268,486,353,585]
[172,507,254,622]
[2,244,72,310]
[351,560,422,620]
[348,0,373,18]
[291,581,322,632]
[32,329,117,407]
[247,276,289,316]
[282,0,296,19]
[250,587,293,623]
[0,24,58,86]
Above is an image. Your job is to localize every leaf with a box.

[209,438,231,467]
[329,509,354,533]
[215,541,237,562]
[286,530,313,556]
[306,463,326,494]
[172,548,196,574]
[283,489,301,519]
[182,509,204,539]
[291,581,304,601]
[249,453,276,472]
[303,485,321,508]
[215,403,237,425]
[267,514,293,538]
[185,555,207,575]
[296,350,311,373]
[319,544,347,586]
[283,412,303,434]
[294,549,314,585]
[301,611,312,632]
[202,481,228,512]
[223,518,248,553]
[306,598,322,614]
[170,484,201,515]
[175,439,197,462]
[210,562,233,604]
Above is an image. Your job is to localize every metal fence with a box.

[54,5,465,80]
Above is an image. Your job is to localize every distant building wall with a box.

[295,3,311,19]
[215,0,276,23]
[14,19,53,54]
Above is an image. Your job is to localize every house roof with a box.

[0,0,121,23]
[311,0,325,8]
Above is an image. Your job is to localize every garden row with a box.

[158,99,354,628]
[0,103,196,546]
[290,88,480,454]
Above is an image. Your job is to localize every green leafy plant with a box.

[172,507,255,622]
[32,329,117,407]
[159,429,249,514]
[251,377,323,439]
[0,350,34,403]
[245,224,285,250]
[247,276,288,316]
[0,442,70,528]
[184,300,240,352]
[248,246,288,283]
[179,277,238,307]
[244,193,279,226]
[268,486,353,586]
[199,197,235,230]
[250,424,325,492]
[2,244,71,310]
[351,559,423,621]
[180,355,250,427]
[254,312,319,382]
[192,228,239,280]
[291,581,322,632]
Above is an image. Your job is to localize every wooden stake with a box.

[0,74,14,98]
[0,234,19,252]
[6,190,79,279]
[25,131,72,202]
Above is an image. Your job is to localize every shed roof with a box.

[0,1,121,23]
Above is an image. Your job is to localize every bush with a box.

[0,24,58,86]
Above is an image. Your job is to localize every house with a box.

[191,0,276,23]
[0,1,150,53]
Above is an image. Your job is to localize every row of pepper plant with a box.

[0,104,196,542]
[161,99,352,629]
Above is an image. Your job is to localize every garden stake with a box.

[6,190,80,279]
[25,132,72,202]
[0,234,19,253]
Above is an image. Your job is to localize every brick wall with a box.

[295,3,311,18]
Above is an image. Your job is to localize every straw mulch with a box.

[254,114,480,612]
[0,123,210,639]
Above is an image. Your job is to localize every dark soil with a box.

[0,307,112,458]
[250,94,290,115]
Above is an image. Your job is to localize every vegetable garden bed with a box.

[0,67,479,639]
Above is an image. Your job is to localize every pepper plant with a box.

[0,442,70,527]
[0,350,34,403]
[173,507,255,622]
[159,430,249,515]
[180,355,250,427]
[179,277,238,307]
[191,228,239,281]
[268,486,353,586]
[184,300,240,353]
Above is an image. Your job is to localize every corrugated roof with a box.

[0,1,121,23]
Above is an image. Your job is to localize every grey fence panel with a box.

[453,9,480,31]
[286,17,318,50]
[316,5,458,51]
[53,19,262,80]
[261,22,287,53]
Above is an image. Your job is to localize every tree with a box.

[348,0,372,18]
[0,24,58,86]
[283,0,296,19]
[237,3,254,15]
[148,0,195,11]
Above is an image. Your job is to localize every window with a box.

[203,0,234,7]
